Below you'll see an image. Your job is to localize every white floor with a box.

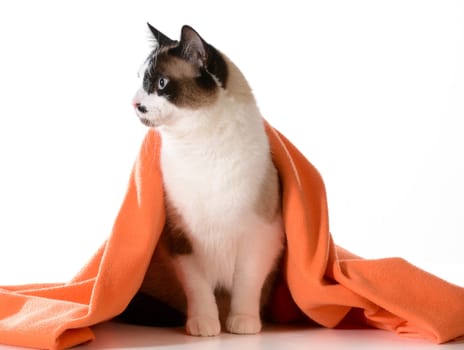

[2,322,463,350]
[86,322,464,350]
[84,323,464,350]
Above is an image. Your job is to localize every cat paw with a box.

[186,315,221,337]
[226,314,262,334]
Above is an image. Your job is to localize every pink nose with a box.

[132,100,138,108]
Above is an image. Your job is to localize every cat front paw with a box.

[186,315,221,337]
[226,314,261,334]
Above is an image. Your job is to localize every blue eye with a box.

[158,76,169,90]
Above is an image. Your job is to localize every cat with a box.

[132,23,284,337]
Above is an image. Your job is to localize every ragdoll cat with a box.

[132,23,284,336]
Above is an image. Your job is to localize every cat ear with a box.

[147,22,176,48]
[179,25,208,67]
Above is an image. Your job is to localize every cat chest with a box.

[161,150,261,226]
[163,174,253,232]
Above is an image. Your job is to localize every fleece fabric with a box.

[1,121,463,349]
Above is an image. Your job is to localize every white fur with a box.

[134,77,283,336]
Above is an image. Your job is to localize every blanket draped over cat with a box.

[1,121,463,349]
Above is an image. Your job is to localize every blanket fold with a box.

[1,121,463,349]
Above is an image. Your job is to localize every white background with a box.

[0,1,463,286]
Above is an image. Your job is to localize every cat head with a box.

[133,24,234,129]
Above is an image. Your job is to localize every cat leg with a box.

[226,279,262,334]
[226,222,283,334]
[175,256,221,336]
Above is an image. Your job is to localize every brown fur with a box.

[162,221,193,256]
[162,199,193,256]
[153,51,220,109]
[158,54,197,80]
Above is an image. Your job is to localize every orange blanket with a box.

[1,122,463,349]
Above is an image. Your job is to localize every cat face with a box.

[133,24,228,128]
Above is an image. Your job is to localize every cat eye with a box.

[157,76,169,90]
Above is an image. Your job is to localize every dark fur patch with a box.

[142,50,220,109]
[204,45,228,89]
[162,200,193,256]
[161,221,193,256]
[142,28,229,109]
